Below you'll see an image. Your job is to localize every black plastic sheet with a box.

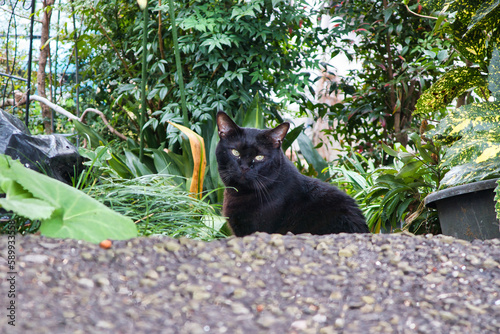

[0,110,82,184]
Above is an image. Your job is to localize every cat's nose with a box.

[240,166,250,174]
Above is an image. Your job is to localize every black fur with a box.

[216,111,369,237]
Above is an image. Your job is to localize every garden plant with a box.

[1,0,499,241]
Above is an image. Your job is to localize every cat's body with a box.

[216,111,369,237]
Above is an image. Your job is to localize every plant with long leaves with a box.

[84,174,227,240]
[331,131,443,234]
[415,1,500,219]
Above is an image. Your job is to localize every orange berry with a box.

[99,239,112,249]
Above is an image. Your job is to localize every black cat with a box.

[216,111,369,237]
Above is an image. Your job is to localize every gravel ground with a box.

[1,232,500,333]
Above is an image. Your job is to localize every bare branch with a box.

[80,108,128,141]
[405,4,439,20]
[12,91,128,141]
[28,94,80,121]
[0,6,43,23]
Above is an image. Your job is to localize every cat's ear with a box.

[217,111,241,138]
[268,122,290,148]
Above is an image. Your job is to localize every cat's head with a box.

[215,111,289,189]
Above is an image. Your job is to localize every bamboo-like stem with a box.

[139,5,149,161]
[168,0,188,126]
[158,0,166,59]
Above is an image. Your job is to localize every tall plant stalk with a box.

[168,0,188,127]
[139,1,149,161]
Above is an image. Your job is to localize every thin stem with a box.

[168,0,188,126]
[140,6,149,161]
[405,4,438,20]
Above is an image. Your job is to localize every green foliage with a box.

[431,49,500,187]
[416,0,500,115]
[332,133,443,234]
[418,1,500,220]
[296,132,329,180]
[323,0,453,160]
[84,175,227,241]
[330,153,381,231]
[0,154,137,244]
[73,0,327,148]
[423,0,499,93]
[415,67,488,115]
[77,93,280,205]
[421,0,500,67]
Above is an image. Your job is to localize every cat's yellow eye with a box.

[231,149,240,157]
[255,155,265,161]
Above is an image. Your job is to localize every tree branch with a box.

[80,108,128,141]
[0,6,43,23]
[12,91,128,141]
[405,4,439,20]
[29,94,79,121]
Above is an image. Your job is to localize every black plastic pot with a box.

[425,179,500,241]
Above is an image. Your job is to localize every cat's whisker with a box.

[253,177,273,207]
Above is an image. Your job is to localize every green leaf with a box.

[242,92,264,129]
[282,125,303,152]
[415,67,487,115]
[0,154,137,243]
[108,153,133,179]
[297,133,328,180]
[124,150,153,177]
[381,143,399,157]
[396,160,424,179]
[434,98,500,186]
[383,8,393,23]
[74,121,107,148]
[466,0,500,33]
[0,198,56,220]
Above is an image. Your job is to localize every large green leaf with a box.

[73,120,107,148]
[297,132,328,180]
[242,92,264,129]
[466,0,500,33]
[282,124,303,152]
[441,159,500,186]
[124,149,153,176]
[434,100,500,186]
[151,149,182,176]
[0,198,56,221]
[0,154,137,243]
[436,102,500,163]
[450,20,490,64]
[422,0,500,64]
[415,67,487,115]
